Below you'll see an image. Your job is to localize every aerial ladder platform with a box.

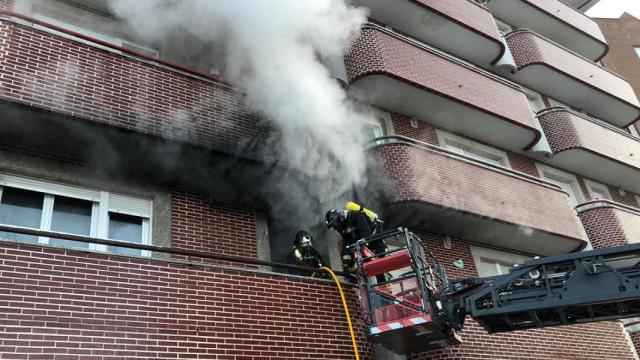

[352,228,640,354]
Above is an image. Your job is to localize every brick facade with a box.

[0,241,374,359]
[374,142,587,252]
[597,14,640,134]
[0,0,12,10]
[506,29,640,127]
[171,192,259,267]
[345,26,539,133]
[0,19,268,156]
[538,108,640,170]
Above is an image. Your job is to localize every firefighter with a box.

[287,230,327,278]
[325,202,388,281]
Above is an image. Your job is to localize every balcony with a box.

[352,0,504,66]
[0,13,267,156]
[538,107,640,194]
[506,30,640,128]
[346,25,540,152]
[577,200,640,248]
[485,0,607,61]
[372,137,588,255]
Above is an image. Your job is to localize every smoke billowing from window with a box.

[108,0,376,255]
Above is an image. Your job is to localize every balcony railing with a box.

[346,24,540,153]
[0,12,267,156]
[371,136,587,255]
[577,200,640,248]
[506,29,640,128]
[352,0,504,66]
[485,0,607,61]
[538,107,640,194]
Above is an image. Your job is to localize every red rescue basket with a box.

[351,228,461,354]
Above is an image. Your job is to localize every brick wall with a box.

[171,192,258,267]
[538,109,640,170]
[597,15,640,119]
[579,206,629,248]
[345,26,538,132]
[0,20,268,155]
[0,0,12,10]
[507,30,639,107]
[375,142,586,245]
[410,232,637,360]
[0,241,374,359]
[632,332,640,355]
[390,110,540,176]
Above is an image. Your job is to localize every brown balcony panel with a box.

[538,108,640,193]
[346,25,540,152]
[486,0,607,61]
[507,30,640,127]
[0,17,267,155]
[353,0,504,65]
[577,201,640,248]
[374,139,587,255]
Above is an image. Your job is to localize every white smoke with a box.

[108,0,376,247]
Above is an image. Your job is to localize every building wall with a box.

[0,241,373,359]
[171,192,259,268]
[0,19,268,156]
[597,14,640,134]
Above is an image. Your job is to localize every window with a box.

[536,163,585,206]
[362,109,394,143]
[436,130,511,168]
[470,246,531,277]
[0,174,152,256]
[584,179,612,201]
[635,47,640,58]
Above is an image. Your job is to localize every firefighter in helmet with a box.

[287,230,327,278]
[325,202,387,281]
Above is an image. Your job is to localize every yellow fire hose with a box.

[320,266,361,360]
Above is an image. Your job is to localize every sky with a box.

[586,0,640,18]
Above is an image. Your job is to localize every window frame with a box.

[522,88,546,115]
[535,163,585,206]
[435,130,511,168]
[0,173,152,256]
[583,179,613,201]
[494,18,513,36]
[470,246,531,277]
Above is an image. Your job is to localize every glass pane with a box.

[362,123,383,141]
[0,187,44,243]
[50,196,92,249]
[108,212,143,256]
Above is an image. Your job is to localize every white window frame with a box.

[523,88,546,115]
[0,174,152,256]
[494,18,513,36]
[535,163,585,206]
[470,246,531,277]
[436,130,511,168]
[363,108,394,144]
[583,179,613,201]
